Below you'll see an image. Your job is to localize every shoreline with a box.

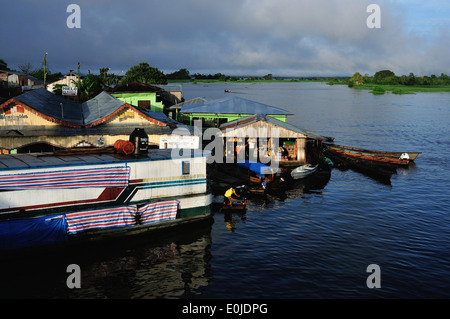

[168,79,450,93]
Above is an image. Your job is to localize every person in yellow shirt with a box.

[224,187,240,206]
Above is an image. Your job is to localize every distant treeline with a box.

[346,70,450,87]
[4,57,449,88]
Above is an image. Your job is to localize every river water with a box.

[2,82,449,299]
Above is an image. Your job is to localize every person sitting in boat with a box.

[224,187,240,206]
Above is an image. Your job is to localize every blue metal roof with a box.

[12,88,168,127]
[181,96,293,115]
[15,87,84,126]
[82,91,125,126]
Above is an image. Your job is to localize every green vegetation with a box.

[370,86,386,95]
[17,62,63,84]
[121,62,167,85]
[343,70,450,94]
[4,56,450,96]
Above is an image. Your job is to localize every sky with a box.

[1,0,449,77]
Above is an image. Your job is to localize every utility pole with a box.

[77,62,82,101]
[43,52,48,89]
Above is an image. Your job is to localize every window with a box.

[138,100,151,109]
[182,161,190,175]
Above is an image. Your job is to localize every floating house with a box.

[219,113,322,165]
[180,96,293,126]
[168,97,210,121]
[109,82,183,115]
[0,88,193,154]
[109,82,166,113]
[0,148,212,253]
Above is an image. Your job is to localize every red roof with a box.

[109,82,163,93]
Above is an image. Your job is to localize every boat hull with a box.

[0,150,212,253]
[291,164,319,180]
[325,144,421,166]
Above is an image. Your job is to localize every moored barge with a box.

[0,149,212,253]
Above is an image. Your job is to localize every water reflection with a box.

[211,168,332,232]
[68,224,213,299]
[0,221,213,299]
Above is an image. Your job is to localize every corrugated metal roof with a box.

[156,84,182,92]
[169,97,211,111]
[82,91,125,126]
[220,113,320,139]
[181,96,293,115]
[10,88,170,128]
[15,87,84,126]
[137,107,173,124]
[0,124,172,138]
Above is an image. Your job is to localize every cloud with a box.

[1,0,449,76]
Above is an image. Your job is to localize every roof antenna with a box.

[60,103,64,118]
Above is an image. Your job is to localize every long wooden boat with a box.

[326,151,396,184]
[0,149,212,253]
[325,144,421,166]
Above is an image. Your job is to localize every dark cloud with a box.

[1,0,448,76]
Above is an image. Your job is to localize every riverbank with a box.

[351,84,450,94]
[326,80,450,94]
[169,79,450,93]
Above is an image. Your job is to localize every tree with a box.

[18,62,35,75]
[99,67,120,86]
[0,58,8,70]
[30,68,62,83]
[407,72,416,86]
[374,70,395,83]
[71,71,103,101]
[350,72,364,86]
[166,68,190,80]
[121,62,167,85]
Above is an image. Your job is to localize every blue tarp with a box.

[236,161,276,178]
[0,214,68,251]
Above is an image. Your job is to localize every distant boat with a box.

[325,144,421,166]
[290,164,319,180]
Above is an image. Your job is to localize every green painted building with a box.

[180,96,293,126]
[109,82,165,113]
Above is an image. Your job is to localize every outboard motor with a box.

[129,128,149,155]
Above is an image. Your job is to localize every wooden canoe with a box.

[325,144,421,166]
